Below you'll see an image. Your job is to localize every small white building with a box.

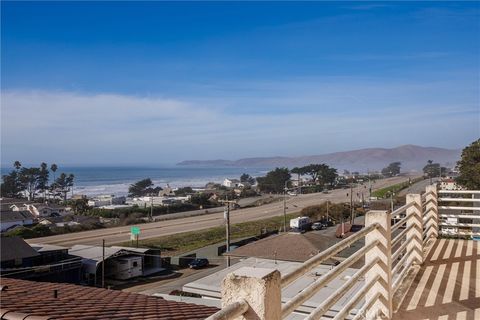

[88,195,126,207]
[127,195,190,207]
[223,179,244,188]
[439,178,464,191]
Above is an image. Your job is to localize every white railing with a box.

[206,185,479,320]
[437,189,480,237]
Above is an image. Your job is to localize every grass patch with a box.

[372,177,424,199]
[118,212,299,256]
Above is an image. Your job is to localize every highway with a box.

[27,175,421,247]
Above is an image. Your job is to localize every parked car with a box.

[287,191,298,196]
[311,222,327,230]
[188,258,209,269]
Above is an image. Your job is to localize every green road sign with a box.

[131,226,140,235]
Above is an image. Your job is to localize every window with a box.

[133,261,138,267]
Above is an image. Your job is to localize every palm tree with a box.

[14,161,21,171]
[50,164,58,201]
[50,163,58,180]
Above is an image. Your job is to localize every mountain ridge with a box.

[177,145,462,171]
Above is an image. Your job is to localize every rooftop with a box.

[0,237,39,262]
[0,210,34,223]
[183,257,364,316]
[0,278,218,320]
[226,231,363,264]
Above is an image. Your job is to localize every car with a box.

[287,191,298,196]
[188,258,209,269]
[311,222,327,230]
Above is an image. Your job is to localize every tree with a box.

[128,178,154,197]
[240,173,255,185]
[1,170,23,198]
[54,173,75,202]
[381,162,401,177]
[256,168,291,193]
[18,167,42,201]
[38,162,50,199]
[302,164,324,183]
[296,164,337,187]
[456,139,480,189]
[14,161,22,170]
[175,187,194,196]
[422,160,447,179]
[290,167,305,185]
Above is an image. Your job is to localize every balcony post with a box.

[365,210,393,319]
[424,185,438,239]
[406,194,424,264]
[221,267,281,320]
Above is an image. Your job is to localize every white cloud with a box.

[1,83,478,166]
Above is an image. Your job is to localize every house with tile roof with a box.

[0,277,218,319]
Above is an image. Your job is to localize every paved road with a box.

[27,175,419,247]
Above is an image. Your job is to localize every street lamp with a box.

[283,180,289,232]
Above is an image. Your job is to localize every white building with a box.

[88,195,126,207]
[439,178,464,191]
[127,195,190,207]
[223,179,244,188]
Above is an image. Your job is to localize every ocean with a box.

[0,166,270,197]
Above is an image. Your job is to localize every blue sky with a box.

[1,1,479,166]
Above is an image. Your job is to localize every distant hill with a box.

[177,145,462,172]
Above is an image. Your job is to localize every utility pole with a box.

[150,196,153,221]
[326,200,329,221]
[350,183,354,224]
[102,239,105,288]
[220,198,236,267]
[390,192,394,212]
[283,180,288,233]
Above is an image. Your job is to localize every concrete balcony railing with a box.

[206,185,479,320]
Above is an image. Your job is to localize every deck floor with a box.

[394,239,480,320]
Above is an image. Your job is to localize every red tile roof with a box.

[0,278,218,319]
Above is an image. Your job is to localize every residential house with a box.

[158,186,176,197]
[225,232,362,264]
[0,210,35,232]
[222,178,243,188]
[0,237,40,269]
[87,194,126,207]
[68,244,163,286]
[11,203,70,217]
[0,278,218,320]
[0,237,82,283]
